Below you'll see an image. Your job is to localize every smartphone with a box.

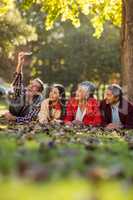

[23,52,32,56]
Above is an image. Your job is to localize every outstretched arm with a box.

[16,52,25,74]
[11,52,26,87]
[8,52,27,116]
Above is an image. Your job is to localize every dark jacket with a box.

[100,98,133,129]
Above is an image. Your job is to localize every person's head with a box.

[76,81,96,101]
[105,84,123,105]
[49,84,66,118]
[27,78,44,96]
[49,84,66,103]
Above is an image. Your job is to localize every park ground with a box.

[0,100,133,200]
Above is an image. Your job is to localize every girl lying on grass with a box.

[38,84,66,125]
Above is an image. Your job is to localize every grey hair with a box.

[107,84,123,97]
[34,78,44,92]
[79,81,96,98]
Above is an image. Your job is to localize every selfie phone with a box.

[23,52,33,57]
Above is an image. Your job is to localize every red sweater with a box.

[64,97,102,126]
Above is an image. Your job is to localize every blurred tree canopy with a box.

[29,16,121,86]
[0,0,37,80]
[17,0,122,38]
[0,0,121,87]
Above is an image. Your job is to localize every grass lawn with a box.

[0,100,133,200]
[0,99,8,115]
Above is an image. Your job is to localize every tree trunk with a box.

[121,0,133,102]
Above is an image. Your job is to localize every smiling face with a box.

[49,87,60,102]
[75,86,88,101]
[105,89,119,105]
[27,80,42,96]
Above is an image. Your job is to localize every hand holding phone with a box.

[18,51,32,65]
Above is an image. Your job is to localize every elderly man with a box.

[4,52,44,123]
[100,84,133,129]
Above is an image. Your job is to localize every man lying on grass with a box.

[4,52,44,123]
[100,84,133,129]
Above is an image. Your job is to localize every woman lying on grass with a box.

[64,81,102,127]
[38,84,66,125]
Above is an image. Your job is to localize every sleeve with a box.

[92,100,102,126]
[8,72,25,116]
[86,99,102,126]
[124,102,133,129]
[64,99,75,123]
[38,99,49,124]
[16,105,40,123]
[12,72,25,97]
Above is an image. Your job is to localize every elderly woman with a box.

[38,84,66,124]
[64,81,102,126]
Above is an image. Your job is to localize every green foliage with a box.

[0,0,37,80]
[0,0,11,15]
[29,17,121,85]
[12,1,121,86]
[16,0,122,38]
[0,1,121,84]
[0,8,37,52]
